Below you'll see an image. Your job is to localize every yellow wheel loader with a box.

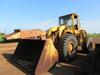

[46,13,89,61]
[12,13,89,75]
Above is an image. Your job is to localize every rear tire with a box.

[60,34,78,62]
[82,37,93,53]
[82,43,88,53]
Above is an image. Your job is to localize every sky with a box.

[0,0,100,34]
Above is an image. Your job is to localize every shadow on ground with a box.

[0,39,20,43]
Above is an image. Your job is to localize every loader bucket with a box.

[13,38,58,75]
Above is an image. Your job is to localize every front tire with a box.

[60,34,78,62]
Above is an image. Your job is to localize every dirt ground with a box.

[0,38,100,75]
[0,42,25,75]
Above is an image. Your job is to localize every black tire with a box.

[80,30,93,53]
[82,43,88,53]
[60,34,78,62]
[87,38,94,52]
[82,37,93,53]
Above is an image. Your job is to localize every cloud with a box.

[13,20,58,31]
[35,20,56,26]
[31,20,58,30]
[16,20,56,26]
[81,20,100,33]
[81,20,100,25]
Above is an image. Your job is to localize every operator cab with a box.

[59,13,79,30]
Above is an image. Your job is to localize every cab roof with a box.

[59,13,79,19]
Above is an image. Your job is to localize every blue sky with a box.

[0,0,100,34]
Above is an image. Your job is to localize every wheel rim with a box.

[67,41,74,55]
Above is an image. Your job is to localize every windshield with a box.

[60,18,72,27]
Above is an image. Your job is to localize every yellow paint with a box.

[46,13,87,45]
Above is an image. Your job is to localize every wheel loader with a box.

[12,13,89,75]
[46,13,89,61]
